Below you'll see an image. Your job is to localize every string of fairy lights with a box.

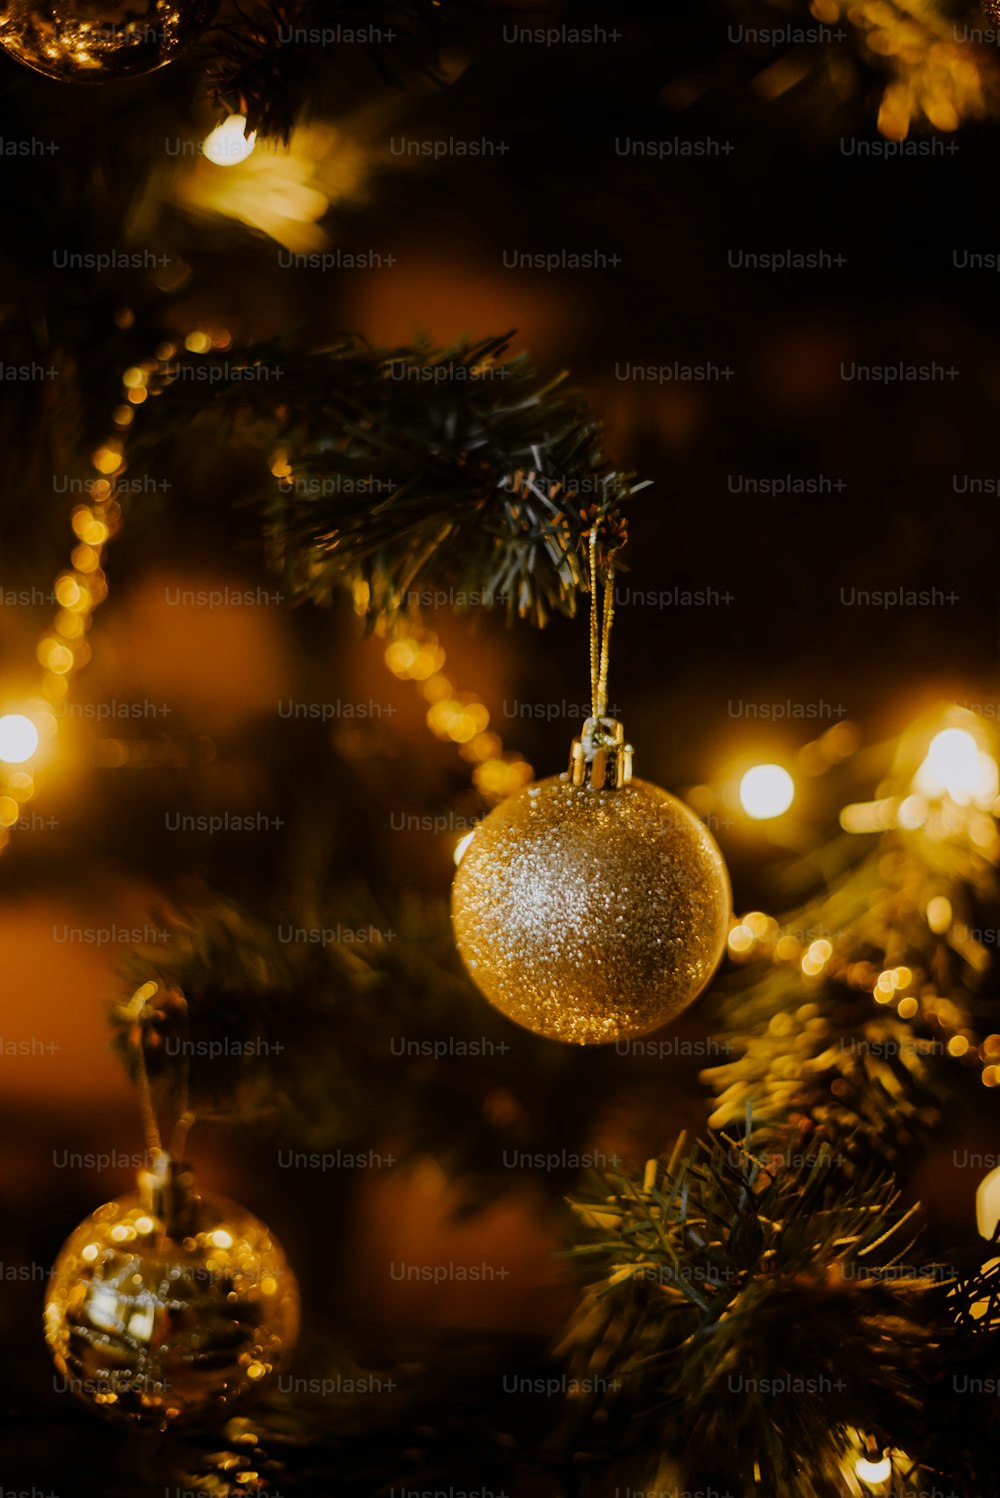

[0,102,268,838]
[727,718,1000,1090]
[0,345,136,843]
[380,621,535,817]
[0,324,548,849]
[728,905,1000,1083]
[0,325,238,847]
[0,104,273,834]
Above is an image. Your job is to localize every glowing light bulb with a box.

[0,714,39,764]
[739,764,794,820]
[202,115,256,167]
[916,728,997,806]
[854,1455,892,1485]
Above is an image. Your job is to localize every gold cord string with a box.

[167,992,194,1161]
[132,1021,163,1159]
[169,1110,196,1165]
[589,526,615,721]
[127,980,196,1161]
[1,329,226,858]
[589,528,600,721]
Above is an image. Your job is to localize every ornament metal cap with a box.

[138,1149,201,1238]
[568,716,633,790]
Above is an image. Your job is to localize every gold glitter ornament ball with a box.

[452,775,731,1044]
[0,1,218,83]
[44,1158,299,1429]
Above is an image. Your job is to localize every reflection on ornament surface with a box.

[0,1,217,83]
[452,776,730,1044]
[44,1182,299,1427]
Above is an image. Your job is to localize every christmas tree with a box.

[1,3,999,1496]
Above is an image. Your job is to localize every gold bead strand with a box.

[0,351,150,848]
[265,449,534,817]
[381,619,535,809]
[0,331,221,854]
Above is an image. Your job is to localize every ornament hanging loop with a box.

[569,715,633,789]
[570,526,632,789]
[137,1150,201,1240]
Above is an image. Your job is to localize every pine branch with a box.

[703,741,1000,1172]
[702,952,954,1176]
[558,1137,998,1498]
[124,334,636,626]
[110,883,620,1197]
[206,1,317,143]
[201,0,489,140]
[557,716,1000,1495]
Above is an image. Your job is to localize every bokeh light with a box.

[0,714,39,764]
[915,728,998,807]
[926,895,952,934]
[202,115,257,168]
[739,764,795,820]
[855,1454,892,1485]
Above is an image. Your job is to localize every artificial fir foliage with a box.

[123,334,636,624]
[705,711,1000,1174]
[561,1136,960,1497]
[110,886,622,1195]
